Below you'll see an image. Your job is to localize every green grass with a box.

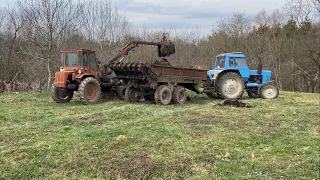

[0,92,319,179]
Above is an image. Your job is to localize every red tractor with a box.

[51,49,102,104]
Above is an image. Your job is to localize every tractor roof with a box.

[61,49,95,52]
[217,52,245,58]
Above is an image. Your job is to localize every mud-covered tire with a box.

[247,88,260,98]
[78,77,101,104]
[260,84,279,99]
[172,86,187,104]
[125,86,141,102]
[117,86,127,100]
[51,83,73,103]
[154,85,172,105]
[217,72,244,100]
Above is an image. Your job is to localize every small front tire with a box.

[260,84,279,99]
[51,83,73,103]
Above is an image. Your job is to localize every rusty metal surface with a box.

[107,34,175,66]
[109,62,208,84]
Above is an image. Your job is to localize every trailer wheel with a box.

[172,86,187,104]
[125,86,141,102]
[51,83,73,103]
[218,72,244,100]
[117,86,127,100]
[78,77,101,104]
[260,84,279,99]
[155,85,172,105]
[247,88,260,98]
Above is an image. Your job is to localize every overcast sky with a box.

[0,0,288,35]
[115,0,287,34]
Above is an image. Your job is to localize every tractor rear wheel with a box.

[172,86,187,104]
[51,84,73,103]
[247,88,260,98]
[125,86,141,102]
[218,72,244,100]
[154,85,172,105]
[260,84,279,99]
[78,77,101,104]
[117,86,127,100]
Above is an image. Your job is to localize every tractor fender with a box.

[207,70,223,81]
[211,70,240,82]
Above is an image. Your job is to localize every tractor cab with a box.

[59,49,99,80]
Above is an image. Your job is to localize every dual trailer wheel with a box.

[124,85,188,105]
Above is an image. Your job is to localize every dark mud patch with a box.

[217,100,252,108]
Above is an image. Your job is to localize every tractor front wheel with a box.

[78,77,101,104]
[51,84,74,103]
[218,72,244,100]
[260,84,279,99]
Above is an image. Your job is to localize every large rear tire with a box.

[78,77,101,104]
[217,72,244,100]
[260,84,279,99]
[172,86,187,104]
[51,83,73,103]
[154,85,172,105]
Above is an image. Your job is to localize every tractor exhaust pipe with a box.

[258,58,262,75]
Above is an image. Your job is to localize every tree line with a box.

[0,0,319,93]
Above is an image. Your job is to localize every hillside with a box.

[0,92,319,179]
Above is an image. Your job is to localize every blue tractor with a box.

[204,52,279,100]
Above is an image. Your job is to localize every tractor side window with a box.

[229,57,246,67]
[235,58,246,67]
[65,52,77,67]
[216,56,225,68]
[79,51,88,66]
[89,52,97,71]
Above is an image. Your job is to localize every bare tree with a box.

[284,0,313,25]
[18,0,80,91]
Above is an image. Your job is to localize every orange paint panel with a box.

[54,72,68,87]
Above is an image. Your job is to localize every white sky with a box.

[0,0,288,35]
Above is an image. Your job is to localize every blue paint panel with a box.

[246,83,261,88]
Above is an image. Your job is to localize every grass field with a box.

[0,91,319,179]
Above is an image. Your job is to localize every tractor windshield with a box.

[65,52,77,67]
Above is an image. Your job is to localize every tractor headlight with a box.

[78,69,83,74]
